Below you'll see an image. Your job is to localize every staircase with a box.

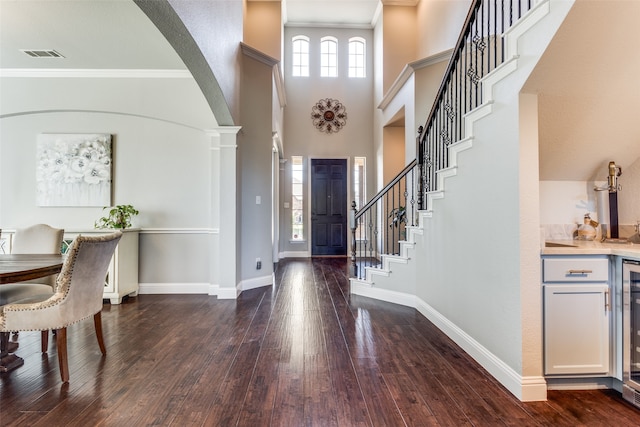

[349,0,575,402]
[351,0,551,292]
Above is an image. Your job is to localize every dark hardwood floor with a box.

[1,257,639,426]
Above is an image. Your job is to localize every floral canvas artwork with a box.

[36,133,112,207]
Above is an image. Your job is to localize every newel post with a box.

[350,201,357,277]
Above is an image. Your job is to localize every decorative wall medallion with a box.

[311,98,347,134]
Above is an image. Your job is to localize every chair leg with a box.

[93,312,106,355]
[0,332,8,354]
[1,332,19,354]
[41,330,49,353]
[55,327,69,383]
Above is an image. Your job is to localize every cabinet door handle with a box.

[605,288,610,312]
[567,269,592,274]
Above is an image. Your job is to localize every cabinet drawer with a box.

[543,257,609,282]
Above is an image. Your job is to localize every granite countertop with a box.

[542,239,640,258]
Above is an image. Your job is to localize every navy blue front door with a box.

[311,159,347,256]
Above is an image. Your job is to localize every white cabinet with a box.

[63,229,139,304]
[543,256,611,375]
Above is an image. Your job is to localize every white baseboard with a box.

[279,250,310,259]
[138,282,210,294]
[138,279,271,299]
[350,280,417,308]
[414,297,547,402]
[240,274,273,292]
[350,282,547,402]
[138,282,240,299]
[217,286,241,299]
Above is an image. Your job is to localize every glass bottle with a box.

[576,213,596,241]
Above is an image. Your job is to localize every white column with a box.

[208,126,241,299]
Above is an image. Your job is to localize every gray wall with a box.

[238,50,278,285]
[0,74,217,285]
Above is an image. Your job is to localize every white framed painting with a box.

[36,133,112,207]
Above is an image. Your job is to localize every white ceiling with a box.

[283,0,381,27]
[0,0,186,70]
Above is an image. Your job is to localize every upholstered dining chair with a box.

[0,224,64,353]
[0,232,122,383]
[0,224,65,304]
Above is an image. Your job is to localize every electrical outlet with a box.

[256,258,262,270]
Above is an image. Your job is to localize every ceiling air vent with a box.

[21,49,64,58]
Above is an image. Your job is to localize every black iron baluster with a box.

[373,207,379,268]
[385,190,389,255]
[457,50,462,142]
[493,0,498,69]
[501,0,505,62]
[510,0,513,26]
[410,168,415,227]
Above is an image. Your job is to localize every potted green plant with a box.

[95,204,139,229]
[388,206,406,228]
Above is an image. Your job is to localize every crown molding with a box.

[240,42,279,67]
[273,64,287,108]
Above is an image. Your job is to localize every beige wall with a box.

[383,126,406,184]
[382,5,417,93]
[244,1,282,61]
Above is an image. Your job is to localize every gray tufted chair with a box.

[0,232,122,383]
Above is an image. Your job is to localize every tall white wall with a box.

[281,26,374,256]
[373,17,385,191]
[416,0,472,59]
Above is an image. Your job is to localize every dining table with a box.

[0,254,65,284]
[0,253,65,372]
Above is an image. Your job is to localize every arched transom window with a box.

[292,35,309,77]
[348,37,366,78]
[320,36,338,77]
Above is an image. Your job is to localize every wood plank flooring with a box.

[1,257,640,426]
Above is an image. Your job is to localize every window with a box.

[353,157,366,210]
[320,37,338,77]
[348,38,366,78]
[292,36,309,77]
[353,157,366,240]
[291,156,304,241]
